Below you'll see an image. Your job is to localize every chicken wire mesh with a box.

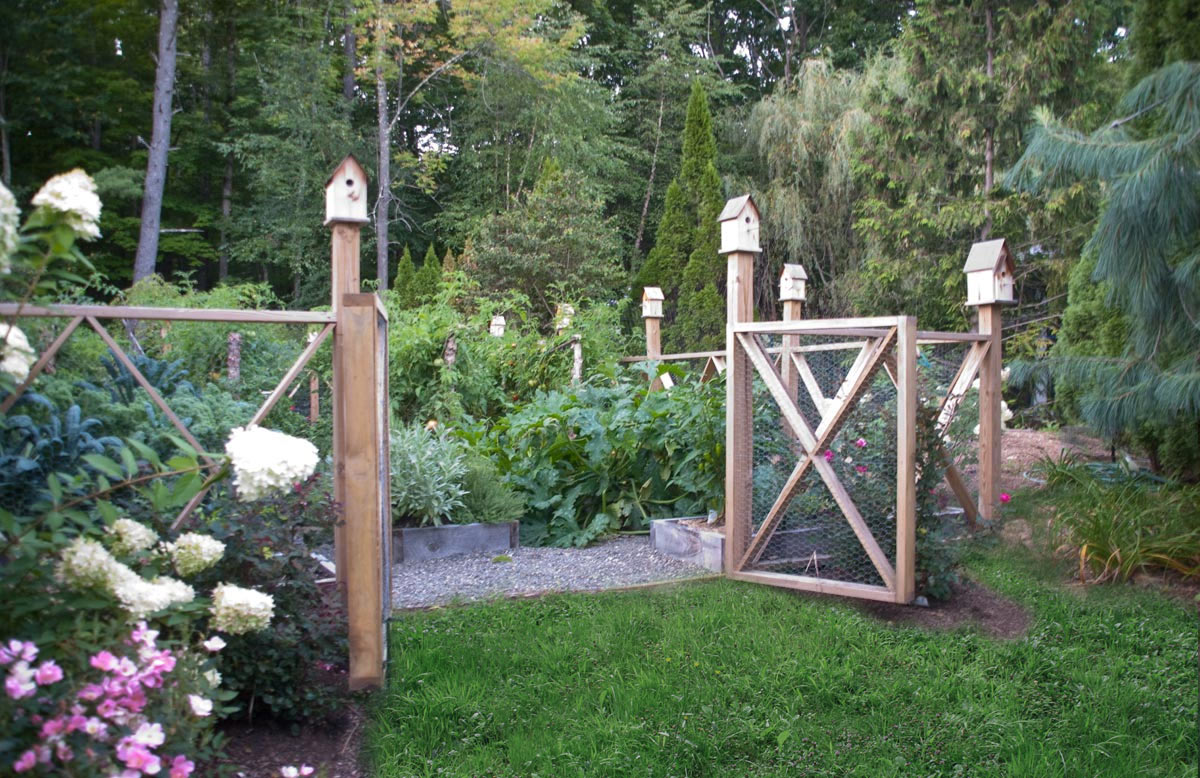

[739,332,898,588]
[915,339,982,515]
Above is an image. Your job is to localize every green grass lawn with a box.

[368,548,1197,777]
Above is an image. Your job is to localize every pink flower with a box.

[54,741,73,763]
[187,694,213,717]
[823,450,834,462]
[855,465,868,475]
[40,717,67,738]
[78,683,104,701]
[82,717,108,739]
[999,492,1011,503]
[201,636,226,653]
[119,744,160,774]
[170,755,195,778]
[12,750,37,773]
[129,722,165,748]
[6,662,36,699]
[855,438,867,448]
[130,622,159,649]
[0,640,37,665]
[90,651,118,672]
[34,660,63,685]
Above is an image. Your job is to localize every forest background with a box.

[2,0,1198,471]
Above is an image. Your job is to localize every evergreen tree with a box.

[411,244,442,304]
[394,245,416,308]
[441,248,457,276]
[1008,63,1200,475]
[1130,0,1200,80]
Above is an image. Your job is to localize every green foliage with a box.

[458,454,525,525]
[1034,457,1200,582]
[468,165,624,319]
[389,423,467,527]
[200,475,346,724]
[1130,0,1200,79]
[1008,63,1200,475]
[482,369,725,547]
[394,246,417,309]
[411,244,443,306]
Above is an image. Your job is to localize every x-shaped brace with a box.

[735,329,897,587]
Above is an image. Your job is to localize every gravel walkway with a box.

[390,535,713,609]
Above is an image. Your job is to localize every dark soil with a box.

[218,701,367,778]
[853,578,1032,639]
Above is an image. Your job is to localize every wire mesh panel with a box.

[726,318,913,603]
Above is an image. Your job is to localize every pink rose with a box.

[823,450,834,462]
[170,755,196,778]
[12,750,37,773]
[855,465,868,475]
[999,492,1011,503]
[34,660,63,685]
[90,651,118,672]
[855,438,867,448]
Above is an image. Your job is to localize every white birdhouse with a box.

[489,315,506,337]
[555,303,575,333]
[642,287,664,319]
[779,264,807,302]
[962,238,1015,305]
[324,155,370,227]
[717,195,761,254]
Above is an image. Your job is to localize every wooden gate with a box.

[724,317,917,604]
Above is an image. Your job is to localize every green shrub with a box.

[458,454,525,525]
[389,423,467,526]
[1035,458,1200,582]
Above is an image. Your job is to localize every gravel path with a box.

[390,535,713,609]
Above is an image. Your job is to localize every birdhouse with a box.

[489,315,506,337]
[555,303,575,334]
[324,155,370,227]
[717,195,761,254]
[962,238,1015,305]
[779,264,807,302]
[642,287,664,319]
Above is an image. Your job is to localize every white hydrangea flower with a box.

[109,518,159,555]
[225,426,319,502]
[110,571,194,619]
[0,324,35,382]
[56,537,121,590]
[210,583,275,634]
[166,532,225,577]
[31,169,102,240]
[0,181,19,272]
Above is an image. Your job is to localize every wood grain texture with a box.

[894,316,916,604]
[0,303,334,324]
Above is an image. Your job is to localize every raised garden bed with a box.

[650,517,724,572]
[393,521,519,564]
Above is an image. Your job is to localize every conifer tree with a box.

[441,248,457,276]
[394,245,416,308]
[410,244,442,304]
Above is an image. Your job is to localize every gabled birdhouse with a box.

[962,238,1015,305]
[324,155,370,227]
[642,287,664,319]
[489,315,506,337]
[717,195,761,254]
[779,264,807,302]
[555,303,575,334]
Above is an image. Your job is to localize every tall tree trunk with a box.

[133,0,180,282]
[0,47,11,187]
[219,154,233,279]
[375,63,390,289]
[982,3,995,240]
[343,2,357,101]
[634,96,665,257]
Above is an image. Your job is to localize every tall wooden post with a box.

[326,157,369,594]
[642,286,664,391]
[962,238,1013,524]
[719,196,761,574]
[327,155,389,689]
[778,265,807,431]
[895,316,917,604]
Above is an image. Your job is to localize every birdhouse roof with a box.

[325,154,369,189]
[642,286,664,302]
[962,238,1013,274]
[717,194,758,223]
[780,264,808,281]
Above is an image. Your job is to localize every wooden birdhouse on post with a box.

[717,194,761,255]
[642,286,664,320]
[962,238,1014,306]
[324,155,370,227]
[489,315,506,337]
[779,264,807,303]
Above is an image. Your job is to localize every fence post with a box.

[962,239,1013,524]
[326,156,369,595]
[642,286,664,391]
[778,265,806,432]
[719,196,760,574]
[226,332,242,384]
[309,373,319,423]
[895,315,917,604]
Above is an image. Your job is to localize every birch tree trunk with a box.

[133,0,180,282]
